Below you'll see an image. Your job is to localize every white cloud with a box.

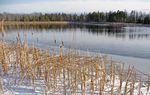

[0,0,150,13]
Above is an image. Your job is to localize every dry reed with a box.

[0,35,149,95]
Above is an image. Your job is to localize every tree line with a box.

[0,10,150,24]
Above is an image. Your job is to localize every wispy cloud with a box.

[0,0,150,13]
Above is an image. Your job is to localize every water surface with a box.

[0,24,150,73]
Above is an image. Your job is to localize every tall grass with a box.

[0,35,149,95]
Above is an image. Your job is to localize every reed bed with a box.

[0,36,149,95]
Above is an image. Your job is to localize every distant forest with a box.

[0,10,150,24]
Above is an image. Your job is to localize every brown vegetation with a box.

[0,35,149,95]
[0,21,69,26]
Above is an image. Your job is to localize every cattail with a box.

[146,78,150,95]
[118,63,124,95]
[130,71,136,95]
[0,38,149,95]
[124,66,134,95]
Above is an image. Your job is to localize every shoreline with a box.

[0,21,69,26]
[69,22,148,27]
[106,53,150,74]
[64,48,150,74]
[0,21,150,27]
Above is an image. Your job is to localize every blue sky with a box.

[0,0,150,13]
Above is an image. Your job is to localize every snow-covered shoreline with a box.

[0,41,149,95]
